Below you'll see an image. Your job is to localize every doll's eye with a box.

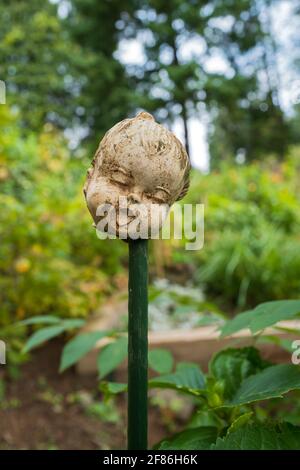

[146,188,169,203]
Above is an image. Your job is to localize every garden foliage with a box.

[0,108,126,328]
[184,155,300,308]
[23,299,300,449]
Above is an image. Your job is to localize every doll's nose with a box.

[127,193,141,204]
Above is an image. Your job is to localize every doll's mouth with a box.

[96,212,137,228]
[95,202,152,233]
[116,215,136,228]
[116,206,141,227]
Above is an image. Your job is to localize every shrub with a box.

[183,153,300,309]
[0,108,126,326]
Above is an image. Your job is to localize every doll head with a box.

[84,111,190,239]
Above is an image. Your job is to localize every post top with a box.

[135,111,155,121]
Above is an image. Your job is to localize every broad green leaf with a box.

[220,310,254,337]
[209,347,269,400]
[23,319,85,353]
[221,300,300,337]
[148,348,173,374]
[212,423,300,450]
[149,362,205,396]
[229,364,300,406]
[60,330,109,372]
[97,336,128,379]
[18,315,61,326]
[157,427,218,450]
[23,325,66,352]
[250,300,300,333]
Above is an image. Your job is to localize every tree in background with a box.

[0,0,137,146]
[287,1,300,147]
[1,0,298,165]
[65,0,138,145]
[124,0,211,156]
[208,0,290,167]
[121,0,293,165]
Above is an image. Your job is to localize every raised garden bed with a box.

[76,282,299,376]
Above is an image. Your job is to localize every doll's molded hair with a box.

[85,111,191,202]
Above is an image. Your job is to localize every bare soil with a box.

[0,339,171,450]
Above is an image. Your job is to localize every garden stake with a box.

[128,239,148,449]
[83,111,190,451]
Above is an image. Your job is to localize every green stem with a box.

[127,239,148,450]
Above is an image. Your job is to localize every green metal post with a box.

[127,239,148,450]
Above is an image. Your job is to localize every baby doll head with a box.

[84,111,190,239]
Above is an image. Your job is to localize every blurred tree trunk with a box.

[171,37,190,156]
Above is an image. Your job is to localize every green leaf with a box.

[60,319,85,329]
[227,412,253,434]
[23,325,66,352]
[99,381,127,396]
[250,300,300,333]
[156,427,218,450]
[60,330,109,372]
[149,362,206,396]
[148,348,173,374]
[97,336,128,379]
[188,409,225,431]
[229,364,300,406]
[209,347,269,400]
[221,300,300,337]
[17,315,61,326]
[212,423,300,450]
[23,319,85,353]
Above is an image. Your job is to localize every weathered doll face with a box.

[84,112,190,239]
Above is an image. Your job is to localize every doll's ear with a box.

[176,165,191,201]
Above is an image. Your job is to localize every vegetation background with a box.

[1,0,300,450]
